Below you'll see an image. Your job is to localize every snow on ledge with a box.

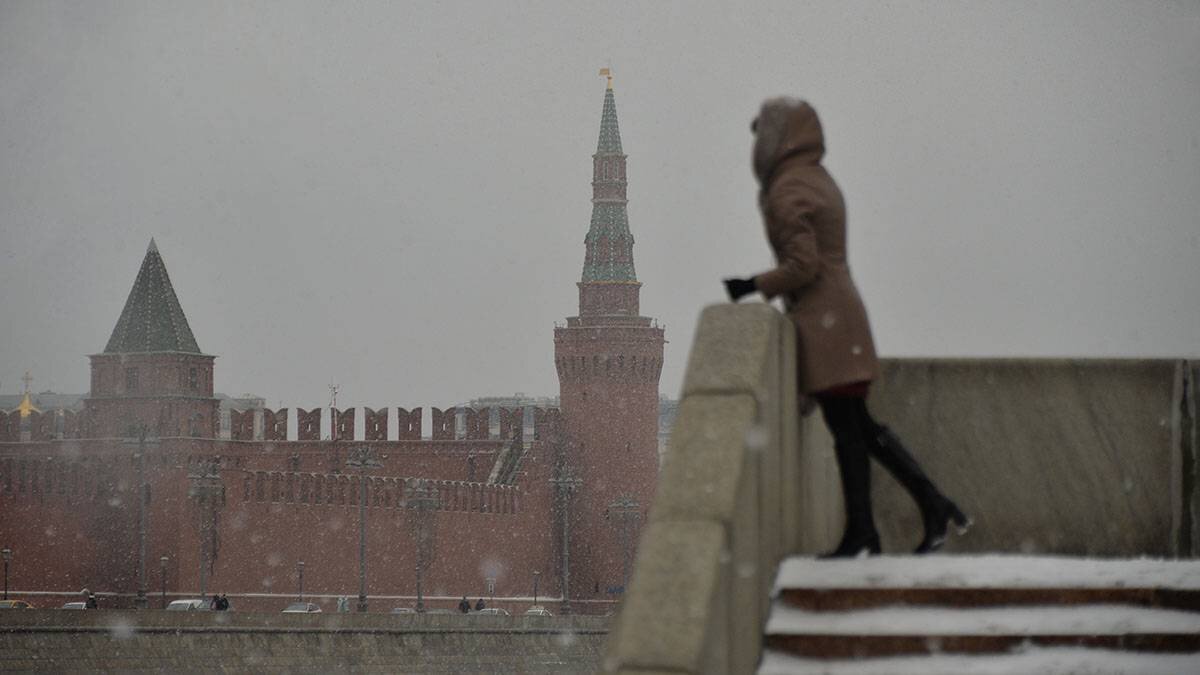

[774,555,1200,592]
[759,646,1200,675]
[765,604,1200,636]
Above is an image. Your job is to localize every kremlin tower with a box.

[554,71,665,603]
[84,239,218,439]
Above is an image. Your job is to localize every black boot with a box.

[821,438,881,559]
[871,425,971,554]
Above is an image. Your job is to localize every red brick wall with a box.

[0,424,566,613]
[555,318,665,603]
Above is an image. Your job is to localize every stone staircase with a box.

[759,555,1200,674]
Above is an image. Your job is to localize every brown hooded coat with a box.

[752,99,880,394]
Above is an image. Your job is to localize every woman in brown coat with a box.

[725,98,970,557]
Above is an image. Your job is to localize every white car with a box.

[475,607,510,616]
[390,607,417,614]
[524,605,553,616]
[282,602,322,613]
[60,602,88,610]
[165,599,209,611]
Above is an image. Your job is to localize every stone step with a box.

[759,646,1200,675]
[760,555,1200,669]
[763,604,1200,658]
[779,586,1200,612]
[774,555,1200,611]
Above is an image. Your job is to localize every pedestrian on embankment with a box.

[724,97,971,557]
[459,596,471,613]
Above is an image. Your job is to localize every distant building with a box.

[0,77,664,613]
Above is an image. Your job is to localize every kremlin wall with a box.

[0,78,663,615]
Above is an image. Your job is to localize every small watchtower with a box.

[84,239,218,438]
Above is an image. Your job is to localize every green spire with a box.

[103,239,202,354]
[582,206,636,282]
[581,82,637,284]
[596,87,623,155]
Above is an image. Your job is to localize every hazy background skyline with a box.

[2,1,1197,408]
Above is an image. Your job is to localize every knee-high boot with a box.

[821,437,881,558]
[871,425,971,554]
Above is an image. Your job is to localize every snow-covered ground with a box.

[773,555,1200,591]
[759,647,1200,675]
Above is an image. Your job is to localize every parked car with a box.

[0,600,34,609]
[475,607,510,616]
[390,607,417,614]
[422,608,455,615]
[165,599,209,611]
[60,602,88,610]
[281,602,322,613]
[523,605,553,616]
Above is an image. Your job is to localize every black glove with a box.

[723,277,757,302]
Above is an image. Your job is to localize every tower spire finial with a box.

[599,67,613,90]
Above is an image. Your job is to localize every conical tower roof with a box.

[582,78,637,284]
[596,84,623,155]
[103,239,202,354]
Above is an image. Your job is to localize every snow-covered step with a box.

[764,604,1200,658]
[760,555,1200,670]
[774,555,1200,612]
[768,604,1200,637]
[759,646,1200,675]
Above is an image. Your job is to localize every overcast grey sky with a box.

[2,1,1197,408]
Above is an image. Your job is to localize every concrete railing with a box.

[603,303,1197,673]
[604,304,809,674]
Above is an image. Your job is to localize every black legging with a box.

[816,395,878,449]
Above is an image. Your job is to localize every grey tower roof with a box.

[103,239,202,354]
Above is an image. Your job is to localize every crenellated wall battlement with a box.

[222,406,559,443]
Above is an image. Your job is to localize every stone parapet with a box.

[603,302,1196,673]
[605,304,803,674]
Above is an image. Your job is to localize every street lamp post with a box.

[297,561,305,602]
[346,447,382,613]
[607,495,642,594]
[127,424,156,610]
[187,459,223,603]
[2,548,11,600]
[159,555,168,609]
[549,472,581,614]
[405,479,440,612]
[532,571,540,607]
